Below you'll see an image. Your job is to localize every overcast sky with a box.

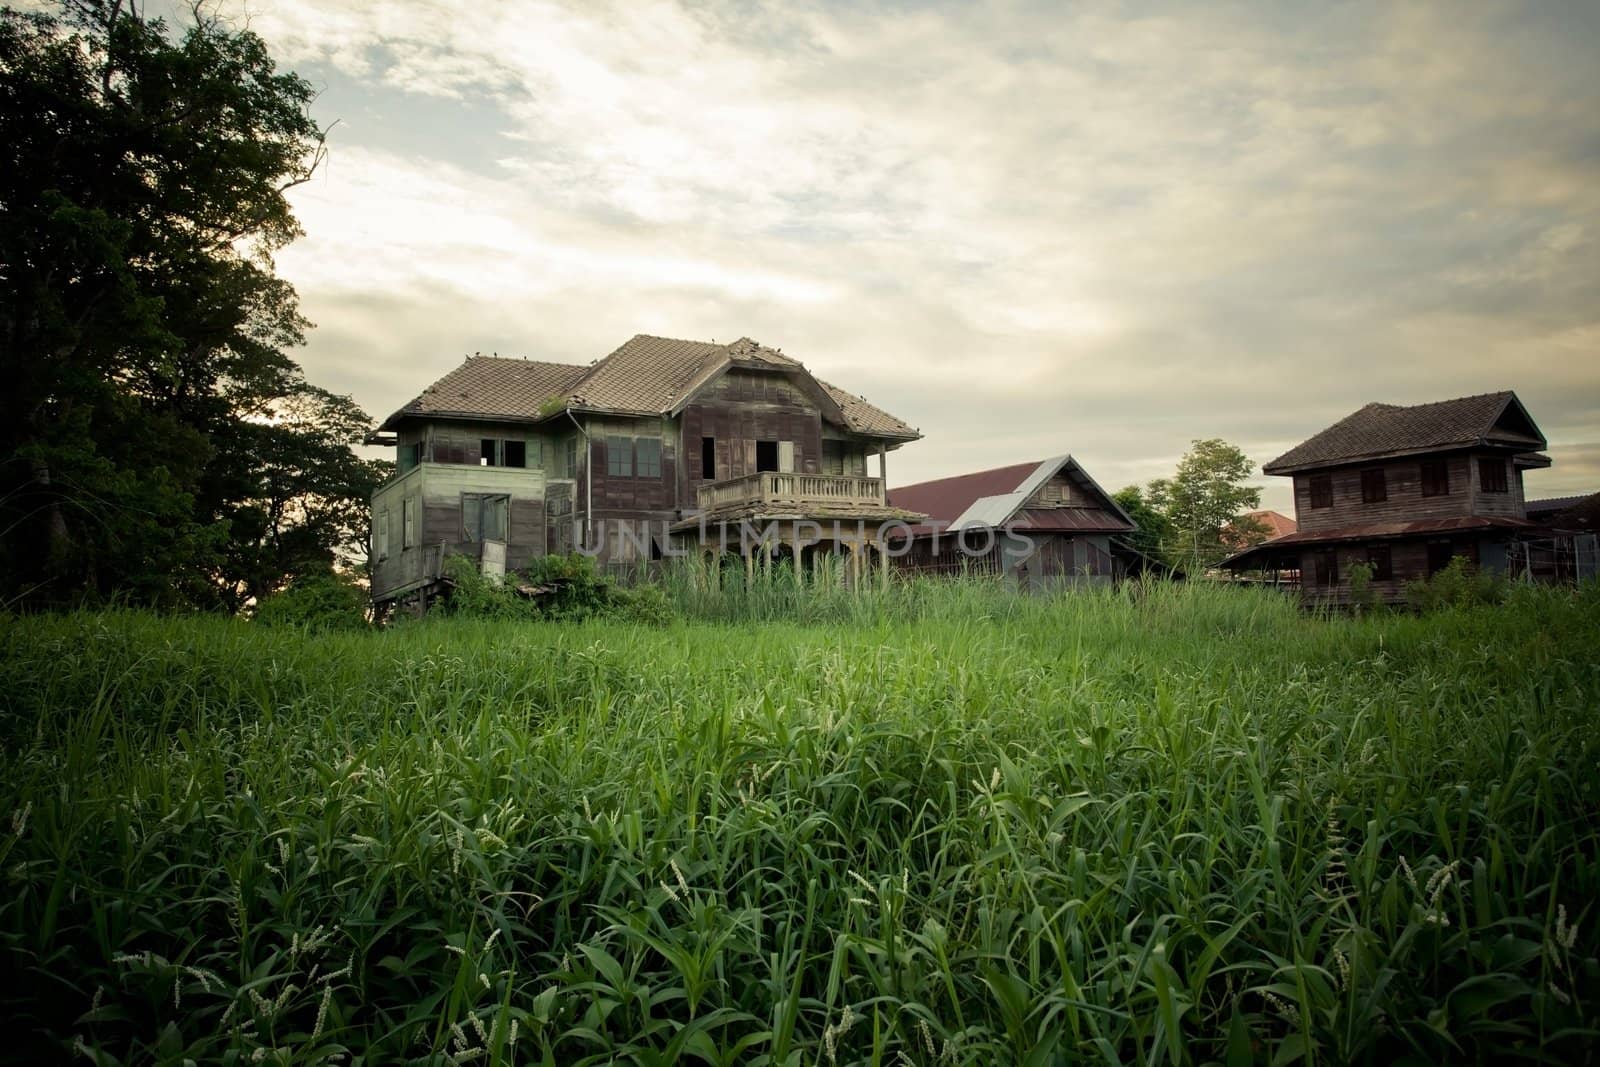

[234,0,1596,512]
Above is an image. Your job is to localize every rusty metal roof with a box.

[1264,391,1546,474]
[890,456,1134,536]
[380,334,919,440]
[1218,514,1540,569]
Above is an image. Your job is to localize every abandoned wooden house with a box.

[1219,391,1552,603]
[887,456,1141,587]
[366,335,924,611]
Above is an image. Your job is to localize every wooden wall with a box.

[1292,452,1525,533]
[678,369,824,502]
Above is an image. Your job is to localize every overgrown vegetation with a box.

[1405,555,1511,612]
[3,581,1597,1063]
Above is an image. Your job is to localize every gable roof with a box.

[1264,391,1546,474]
[379,334,919,440]
[890,456,1135,534]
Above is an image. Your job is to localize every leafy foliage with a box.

[1146,438,1264,571]
[1114,484,1175,566]
[1405,555,1510,612]
[0,3,375,609]
[252,570,369,631]
[2,582,1596,1063]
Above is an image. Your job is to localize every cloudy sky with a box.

[236,0,1596,511]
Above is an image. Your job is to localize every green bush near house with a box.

[1405,555,1510,612]
[252,571,370,631]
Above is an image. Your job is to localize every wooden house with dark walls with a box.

[887,456,1142,587]
[366,335,923,613]
[1219,391,1551,604]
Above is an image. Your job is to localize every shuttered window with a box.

[1315,551,1338,586]
[1420,459,1450,497]
[1309,475,1333,509]
[1361,468,1387,504]
[463,494,508,542]
[1479,457,1507,493]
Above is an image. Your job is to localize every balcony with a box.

[695,471,888,517]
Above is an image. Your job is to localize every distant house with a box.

[1223,509,1297,549]
[367,335,924,613]
[1219,391,1551,603]
[887,455,1139,588]
[1517,493,1600,582]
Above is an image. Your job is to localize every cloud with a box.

[234,0,1597,508]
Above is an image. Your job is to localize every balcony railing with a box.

[696,471,886,514]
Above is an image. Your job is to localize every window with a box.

[400,440,423,472]
[1361,468,1387,504]
[756,440,779,472]
[702,436,716,480]
[463,494,508,542]
[1479,457,1507,493]
[403,498,416,548]
[374,510,389,559]
[1420,459,1450,497]
[1314,551,1338,587]
[606,435,632,477]
[1426,541,1454,575]
[1309,475,1333,509]
[480,438,498,466]
[565,436,578,479]
[635,436,661,478]
[1365,544,1392,581]
[503,440,527,468]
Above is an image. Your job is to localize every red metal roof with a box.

[888,461,1040,524]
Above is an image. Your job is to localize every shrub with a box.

[252,571,368,630]
[1404,554,1509,611]
[1346,560,1379,614]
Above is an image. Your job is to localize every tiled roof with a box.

[819,381,920,439]
[380,334,919,440]
[1239,509,1298,539]
[1264,391,1545,474]
[383,357,590,426]
[1526,494,1595,515]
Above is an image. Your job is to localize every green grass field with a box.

[2,581,1597,1064]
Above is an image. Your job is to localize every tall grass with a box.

[1,581,1596,1064]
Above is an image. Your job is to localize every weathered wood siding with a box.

[1292,453,1524,532]
[396,420,553,469]
[370,464,547,601]
[679,369,824,503]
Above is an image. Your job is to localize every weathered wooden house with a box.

[887,455,1139,587]
[367,335,923,611]
[1219,391,1551,603]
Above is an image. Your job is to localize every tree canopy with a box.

[0,1,381,609]
[1145,438,1264,572]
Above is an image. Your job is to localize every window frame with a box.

[1365,543,1392,581]
[1308,474,1333,509]
[1315,550,1338,587]
[1420,459,1450,497]
[402,497,416,548]
[1360,468,1387,504]
[702,436,716,480]
[606,435,633,478]
[756,440,780,473]
[635,436,662,479]
[1479,456,1507,493]
[480,438,499,467]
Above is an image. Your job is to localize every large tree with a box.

[1112,484,1174,566]
[1145,438,1264,572]
[0,1,378,608]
